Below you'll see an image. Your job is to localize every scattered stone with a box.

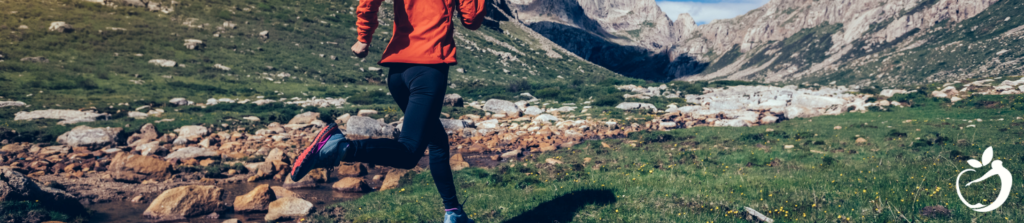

[0,167,87,217]
[148,59,177,67]
[783,145,794,149]
[833,126,842,130]
[444,94,464,107]
[380,169,410,191]
[174,125,209,143]
[332,177,371,192]
[168,97,189,106]
[243,116,261,122]
[615,102,656,111]
[483,99,520,116]
[336,162,367,177]
[48,21,74,32]
[346,116,399,139]
[20,56,49,63]
[56,125,122,148]
[357,109,378,117]
[533,114,559,124]
[450,153,470,171]
[500,149,521,159]
[742,207,774,223]
[183,39,204,50]
[259,30,270,39]
[213,64,231,71]
[108,152,173,179]
[234,184,276,212]
[0,101,27,108]
[855,138,868,144]
[545,158,563,165]
[265,197,313,222]
[165,147,219,160]
[143,185,224,221]
[288,111,321,125]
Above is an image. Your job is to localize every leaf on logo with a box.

[982,146,994,166]
[967,159,983,168]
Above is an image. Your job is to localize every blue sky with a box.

[656,0,771,25]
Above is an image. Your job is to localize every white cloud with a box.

[656,0,771,25]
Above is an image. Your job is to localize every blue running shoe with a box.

[290,123,350,181]
[444,207,475,223]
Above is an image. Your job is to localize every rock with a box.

[20,56,49,63]
[523,106,544,116]
[148,59,177,67]
[169,97,189,106]
[48,21,73,32]
[332,177,370,192]
[783,145,794,149]
[14,109,108,125]
[265,197,313,222]
[545,158,563,165]
[165,147,219,160]
[265,148,286,163]
[243,116,261,122]
[877,100,891,107]
[346,116,399,139]
[357,109,378,117]
[380,169,410,191]
[259,30,269,39]
[533,114,559,124]
[183,39,204,50]
[336,162,367,176]
[833,126,842,130]
[791,94,845,108]
[759,115,779,125]
[213,64,231,71]
[443,94,464,107]
[283,168,328,189]
[0,101,27,108]
[615,102,656,111]
[783,106,820,119]
[659,122,677,129]
[270,186,298,198]
[233,184,276,212]
[483,99,520,116]
[336,113,352,124]
[174,125,209,143]
[855,138,867,144]
[287,112,321,126]
[127,123,160,147]
[440,119,467,131]
[135,141,163,156]
[108,152,172,179]
[500,149,521,159]
[222,219,240,223]
[742,207,774,223]
[450,154,470,171]
[143,185,224,221]
[950,96,962,103]
[0,167,87,217]
[476,119,500,129]
[713,119,747,127]
[56,125,122,148]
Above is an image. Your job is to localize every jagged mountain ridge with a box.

[499,0,1023,86]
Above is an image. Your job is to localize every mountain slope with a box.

[502,0,1022,86]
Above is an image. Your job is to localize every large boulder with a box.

[14,109,108,125]
[233,184,276,212]
[56,125,122,148]
[143,185,224,221]
[107,152,173,180]
[345,116,399,139]
[265,197,313,222]
[443,94,464,107]
[165,147,220,160]
[483,99,520,116]
[0,167,87,217]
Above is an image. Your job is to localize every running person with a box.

[288,0,485,222]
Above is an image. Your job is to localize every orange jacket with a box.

[357,0,486,65]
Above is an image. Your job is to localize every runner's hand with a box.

[351,41,369,58]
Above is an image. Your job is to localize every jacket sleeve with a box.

[457,0,487,30]
[355,0,385,44]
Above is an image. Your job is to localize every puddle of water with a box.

[88,180,364,222]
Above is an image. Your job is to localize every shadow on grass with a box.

[502,189,617,223]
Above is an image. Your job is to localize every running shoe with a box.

[290,123,343,181]
[444,207,475,223]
